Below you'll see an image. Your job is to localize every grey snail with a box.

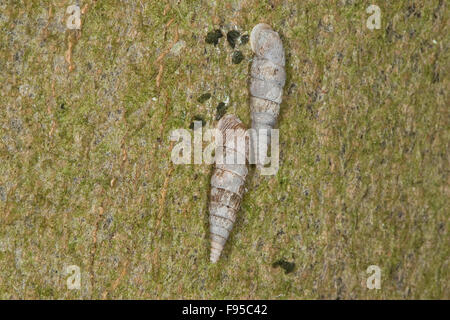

[249,23,285,167]
[209,115,248,263]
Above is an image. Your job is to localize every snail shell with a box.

[249,23,285,164]
[210,115,248,263]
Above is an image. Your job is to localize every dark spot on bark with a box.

[232,50,244,64]
[272,259,296,274]
[215,102,227,120]
[197,93,211,103]
[433,0,444,20]
[14,51,22,62]
[240,34,249,45]
[406,4,421,18]
[227,30,240,48]
[205,29,223,45]
[189,115,206,129]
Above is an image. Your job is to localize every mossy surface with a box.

[0,0,448,299]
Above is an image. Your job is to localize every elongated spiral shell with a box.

[249,23,285,163]
[209,115,248,263]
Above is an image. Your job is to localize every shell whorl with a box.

[249,23,285,165]
[209,115,248,263]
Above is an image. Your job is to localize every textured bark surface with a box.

[0,0,447,299]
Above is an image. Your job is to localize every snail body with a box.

[209,115,248,263]
[249,23,285,165]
